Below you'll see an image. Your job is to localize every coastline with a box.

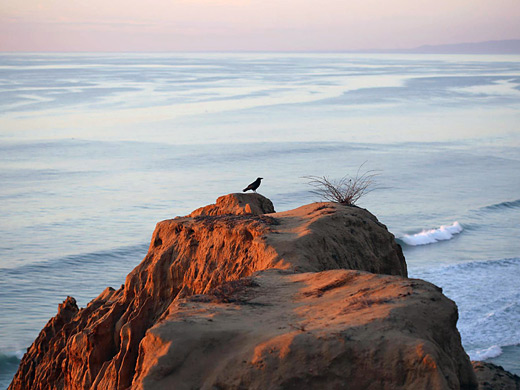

[2,52,520,389]
[7,193,514,389]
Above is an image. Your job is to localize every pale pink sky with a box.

[1,0,519,51]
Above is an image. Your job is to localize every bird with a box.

[243,177,263,193]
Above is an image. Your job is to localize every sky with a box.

[1,0,520,52]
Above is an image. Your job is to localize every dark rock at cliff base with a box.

[9,194,476,390]
[472,361,520,390]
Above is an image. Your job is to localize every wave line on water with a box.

[480,198,520,211]
[0,243,149,272]
[400,221,463,246]
[415,257,520,274]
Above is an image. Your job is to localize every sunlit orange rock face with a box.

[9,193,477,390]
[134,270,476,390]
[188,192,276,217]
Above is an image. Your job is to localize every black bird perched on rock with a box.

[243,177,263,193]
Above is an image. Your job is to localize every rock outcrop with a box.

[10,193,478,390]
[188,193,275,217]
[472,361,520,390]
[134,269,476,390]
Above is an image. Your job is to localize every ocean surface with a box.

[1,52,520,388]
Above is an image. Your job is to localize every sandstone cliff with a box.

[133,269,475,389]
[10,193,478,390]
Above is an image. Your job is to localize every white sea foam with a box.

[411,258,520,369]
[401,222,463,246]
[469,345,503,361]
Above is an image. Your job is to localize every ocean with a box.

[1,52,519,388]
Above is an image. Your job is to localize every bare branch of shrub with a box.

[303,163,380,206]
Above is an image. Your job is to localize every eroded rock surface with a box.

[9,194,476,390]
[134,269,476,390]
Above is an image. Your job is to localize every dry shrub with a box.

[304,163,379,206]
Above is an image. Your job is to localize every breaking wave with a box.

[0,350,21,371]
[400,222,463,246]
[469,345,503,361]
[0,351,22,390]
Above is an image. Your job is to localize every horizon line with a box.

[2,38,520,55]
[2,50,520,55]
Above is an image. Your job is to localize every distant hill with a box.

[407,39,520,54]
